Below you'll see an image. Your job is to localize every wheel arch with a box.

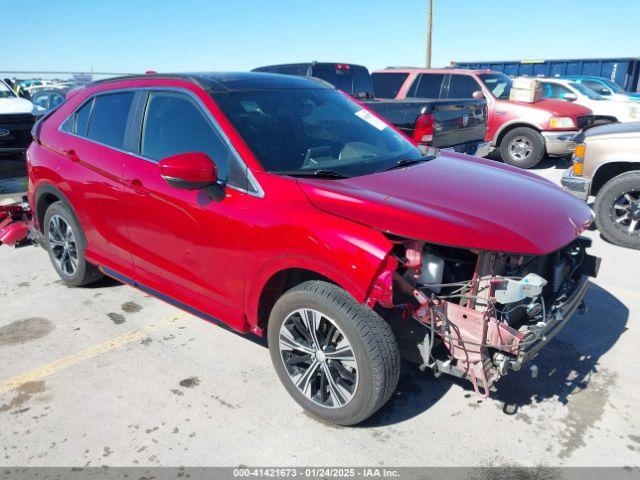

[591,161,640,196]
[34,183,74,233]
[247,251,390,334]
[494,122,541,147]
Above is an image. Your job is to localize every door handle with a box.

[64,148,80,162]
[124,178,149,195]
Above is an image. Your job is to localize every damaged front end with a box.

[0,200,35,247]
[367,237,601,398]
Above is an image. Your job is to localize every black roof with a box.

[90,72,333,92]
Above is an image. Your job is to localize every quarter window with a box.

[74,99,93,136]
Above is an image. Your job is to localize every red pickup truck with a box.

[0,72,599,425]
[371,68,594,168]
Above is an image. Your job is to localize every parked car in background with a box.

[31,88,66,113]
[372,69,594,168]
[254,62,490,157]
[0,72,599,425]
[0,79,44,156]
[563,76,640,102]
[562,122,640,249]
[539,78,640,125]
[253,62,375,98]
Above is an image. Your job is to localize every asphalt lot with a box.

[1,154,639,467]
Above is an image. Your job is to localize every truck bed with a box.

[363,98,487,150]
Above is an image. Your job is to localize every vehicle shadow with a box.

[488,281,627,412]
[358,282,627,426]
[358,363,451,427]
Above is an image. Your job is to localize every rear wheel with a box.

[44,201,103,286]
[500,127,545,169]
[267,281,400,425]
[594,171,640,249]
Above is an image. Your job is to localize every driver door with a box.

[121,89,248,330]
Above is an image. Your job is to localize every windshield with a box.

[478,73,512,100]
[0,81,16,99]
[570,82,603,100]
[211,88,424,178]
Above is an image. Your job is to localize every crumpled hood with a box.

[297,154,593,255]
[0,97,35,115]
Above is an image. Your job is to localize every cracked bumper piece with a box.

[561,167,590,201]
[542,130,578,156]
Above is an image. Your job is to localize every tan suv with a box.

[562,122,640,249]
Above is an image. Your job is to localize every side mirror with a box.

[158,152,218,190]
[563,93,578,102]
[599,87,610,96]
[472,90,485,100]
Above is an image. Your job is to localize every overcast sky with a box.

[3,0,638,75]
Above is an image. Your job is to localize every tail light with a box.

[413,113,434,145]
[572,143,586,176]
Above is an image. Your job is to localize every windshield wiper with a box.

[269,169,349,179]
[382,155,435,172]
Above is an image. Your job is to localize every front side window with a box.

[141,91,235,184]
[447,75,481,99]
[86,92,135,149]
[478,73,512,100]
[371,72,409,99]
[407,74,445,99]
[541,82,573,100]
[211,88,425,178]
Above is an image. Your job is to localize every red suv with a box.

[15,73,599,425]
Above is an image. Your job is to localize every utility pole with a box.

[426,0,433,68]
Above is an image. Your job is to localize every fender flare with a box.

[493,121,542,147]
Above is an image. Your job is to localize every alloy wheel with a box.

[278,308,359,409]
[509,136,533,161]
[48,214,79,275]
[611,190,640,235]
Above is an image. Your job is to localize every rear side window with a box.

[86,92,135,149]
[371,73,409,99]
[407,74,445,98]
[312,64,374,98]
[141,91,233,182]
[447,75,481,98]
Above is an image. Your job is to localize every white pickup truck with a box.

[0,80,46,156]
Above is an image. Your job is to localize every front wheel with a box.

[267,281,400,425]
[593,171,640,249]
[499,127,545,169]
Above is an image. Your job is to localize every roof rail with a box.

[87,73,203,88]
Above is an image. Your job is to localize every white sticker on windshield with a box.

[355,109,388,131]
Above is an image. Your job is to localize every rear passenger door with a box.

[121,89,248,330]
[58,91,137,275]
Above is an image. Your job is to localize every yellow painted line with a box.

[0,314,186,395]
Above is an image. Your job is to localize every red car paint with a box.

[12,73,597,402]
[25,74,593,332]
[372,68,593,148]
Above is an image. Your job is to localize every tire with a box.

[593,171,640,250]
[43,201,103,286]
[499,127,545,169]
[267,280,400,425]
